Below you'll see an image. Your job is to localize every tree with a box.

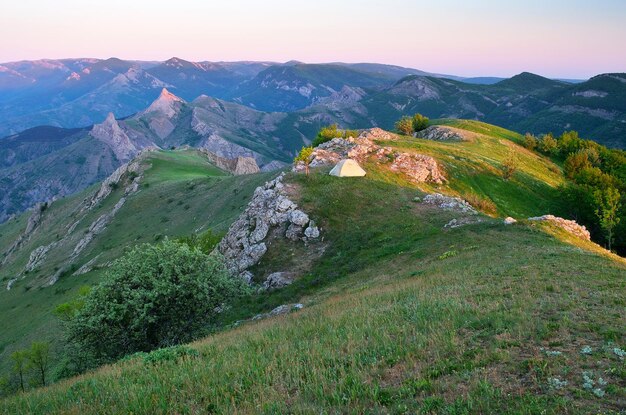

[10,350,28,392]
[27,342,51,387]
[595,187,621,251]
[411,113,429,132]
[538,133,558,155]
[564,151,591,179]
[523,133,538,150]
[65,240,248,362]
[395,116,414,135]
[294,146,314,176]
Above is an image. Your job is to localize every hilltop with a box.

[0,120,624,413]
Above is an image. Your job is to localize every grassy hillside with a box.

[0,149,276,377]
[1,121,624,413]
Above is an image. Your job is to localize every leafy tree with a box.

[65,240,247,362]
[523,133,538,150]
[411,113,429,132]
[564,151,591,179]
[10,350,28,392]
[27,342,51,387]
[558,130,583,156]
[294,146,314,176]
[538,133,558,155]
[595,187,621,251]
[395,116,414,136]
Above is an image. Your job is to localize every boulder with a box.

[528,215,591,240]
[262,272,295,290]
[504,217,517,225]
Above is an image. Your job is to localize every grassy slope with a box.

[2,121,624,413]
[0,149,276,376]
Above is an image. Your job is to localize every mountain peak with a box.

[104,112,116,123]
[141,89,185,118]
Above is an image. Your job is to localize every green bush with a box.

[177,229,222,254]
[312,125,359,147]
[412,113,429,132]
[523,133,538,150]
[395,116,414,136]
[65,240,248,362]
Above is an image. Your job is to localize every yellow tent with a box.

[329,159,366,177]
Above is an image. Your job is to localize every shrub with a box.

[294,146,315,176]
[312,124,341,147]
[312,125,359,147]
[502,150,518,180]
[538,134,558,155]
[177,229,222,254]
[412,113,429,132]
[395,116,414,135]
[65,240,248,362]
[523,133,538,151]
[564,151,591,179]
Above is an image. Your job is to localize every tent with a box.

[329,159,366,177]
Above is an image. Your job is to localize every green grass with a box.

[0,149,275,377]
[1,122,624,413]
[2,164,624,414]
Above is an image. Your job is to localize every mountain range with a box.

[1,57,625,223]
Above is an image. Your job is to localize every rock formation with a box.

[217,173,320,282]
[200,149,260,175]
[294,128,446,184]
[416,125,469,141]
[528,215,591,240]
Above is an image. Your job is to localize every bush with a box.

[564,151,591,179]
[294,146,314,175]
[412,113,429,132]
[65,240,248,362]
[395,116,414,135]
[502,150,518,180]
[177,229,222,254]
[523,133,538,150]
[312,125,359,147]
[312,124,341,147]
[538,134,558,155]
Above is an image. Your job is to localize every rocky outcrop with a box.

[217,173,320,282]
[262,272,295,290]
[90,113,139,162]
[294,128,446,184]
[251,303,304,321]
[200,149,260,175]
[528,215,591,240]
[82,157,143,211]
[1,202,47,266]
[423,193,478,215]
[416,125,467,141]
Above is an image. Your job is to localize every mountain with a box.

[226,63,397,111]
[0,89,305,222]
[0,120,623,413]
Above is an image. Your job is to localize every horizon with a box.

[2,0,625,79]
[0,55,603,81]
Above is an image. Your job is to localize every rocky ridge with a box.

[217,173,320,284]
[294,128,446,184]
[528,215,591,240]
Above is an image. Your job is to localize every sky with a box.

[1,0,625,78]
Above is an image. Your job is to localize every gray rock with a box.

[304,223,320,238]
[262,272,295,290]
[217,173,320,280]
[504,217,517,225]
[528,215,590,240]
[289,210,310,226]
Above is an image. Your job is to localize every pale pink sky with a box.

[1,0,625,78]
